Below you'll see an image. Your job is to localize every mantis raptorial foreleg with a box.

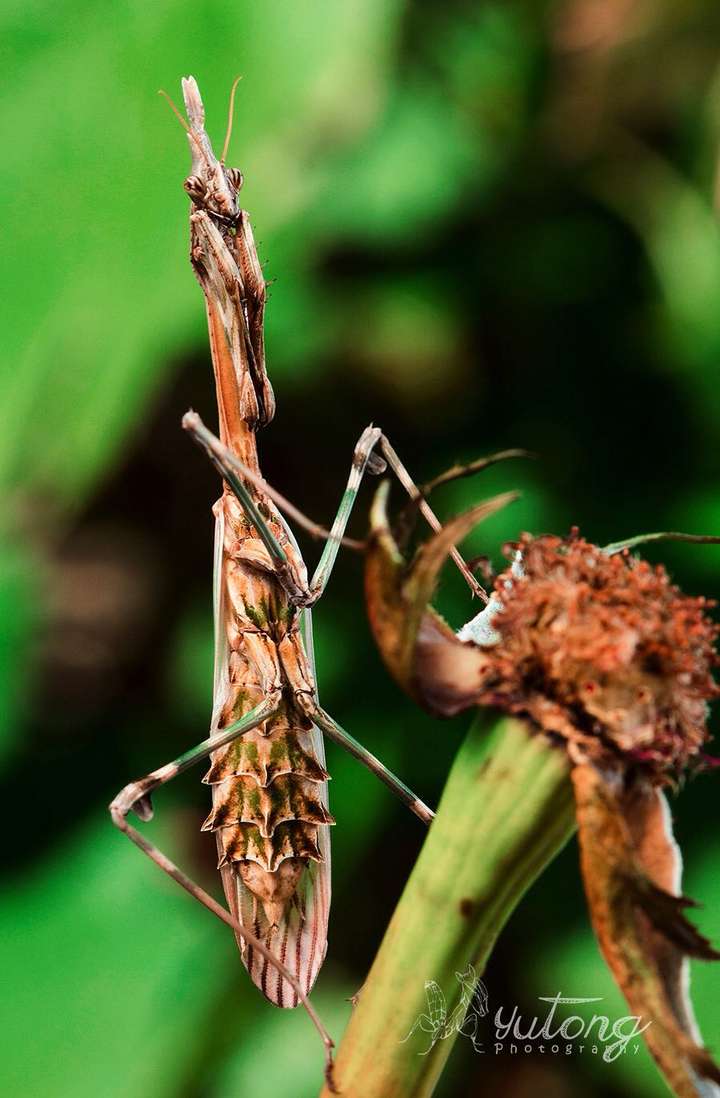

[184,413,310,604]
[184,413,384,604]
[305,426,384,600]
[109,693,339,1089]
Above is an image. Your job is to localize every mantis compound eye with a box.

[225,167,244,192]
[183,174,207,204]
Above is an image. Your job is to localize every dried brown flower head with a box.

[477,531,719,782]
[365,482,720,1096]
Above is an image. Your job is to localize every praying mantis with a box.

[109,75,517,1082]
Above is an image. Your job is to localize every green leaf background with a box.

[3,2,720,1095]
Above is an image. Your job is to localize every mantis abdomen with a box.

[204,492,332,1005]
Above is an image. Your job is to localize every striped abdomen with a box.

[206,496,332,1005]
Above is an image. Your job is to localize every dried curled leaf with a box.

[572,761,720,1098]
[364,482,517,715]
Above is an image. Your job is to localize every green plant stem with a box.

[320,715,576,1098]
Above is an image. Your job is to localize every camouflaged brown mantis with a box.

[106,75,519,1074]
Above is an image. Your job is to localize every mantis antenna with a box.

[220,75,243,164]
[158,88,190,132]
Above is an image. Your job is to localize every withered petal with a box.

[403,490,519,613]
[413,612,493,716]
[572,760,720,1097]
[364,481,514,715]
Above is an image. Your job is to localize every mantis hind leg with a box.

[108,693,338,1090]
[109,698,338,1069]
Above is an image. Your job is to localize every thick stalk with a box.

[320,715,576,1098]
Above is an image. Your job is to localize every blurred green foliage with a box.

[3,1,720,1096]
